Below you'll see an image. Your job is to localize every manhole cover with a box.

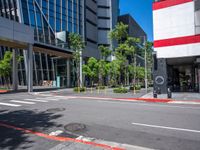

[46,108,66,113]
[64,123,86,132]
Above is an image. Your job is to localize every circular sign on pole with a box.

[155,76,165,85]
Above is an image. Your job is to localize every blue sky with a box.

[119,0,153,41]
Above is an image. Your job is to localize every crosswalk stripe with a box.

[36,98,59,101]
[24,99,48,102]
[10,100,35,104]
[0,102,21,107]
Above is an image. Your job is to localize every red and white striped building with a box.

[153,0,200,93]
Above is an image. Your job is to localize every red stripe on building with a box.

[154,34,200,48]
[153,0,193,10]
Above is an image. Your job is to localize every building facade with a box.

[0,0,119,89]
[84,0,119,58]
[153,0,200,93]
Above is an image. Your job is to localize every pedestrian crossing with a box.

[0,96,63,107]
[24,99,48,102]
[0,102,21,107]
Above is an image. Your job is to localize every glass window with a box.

[21,1,29,25]
[29,10,36,26]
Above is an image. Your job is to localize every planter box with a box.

[0,89,10,93]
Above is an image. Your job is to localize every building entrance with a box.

[167,57,199,93]
[168,65,197,92]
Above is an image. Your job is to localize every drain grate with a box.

[46,108,66,113]
[64,123,86,132]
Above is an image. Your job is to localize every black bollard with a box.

[153,90,157,98]
[167,88,172,99]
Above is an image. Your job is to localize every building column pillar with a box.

[27,44,33,92]
[12,49,18,91]
[153,58,168,94]
[67,59,71,87]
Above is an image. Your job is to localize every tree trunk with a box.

[133,55,136,86]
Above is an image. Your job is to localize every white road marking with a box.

[76,136,95,142]
[0,102,21,107]
[24,99,48,102]
[49,130,63,136]
[35,98,59,101]
[10,100,35,104]
[131,122,200,133]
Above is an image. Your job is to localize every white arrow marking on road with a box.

[132,122,200,133]
[24,99,48,102]
[0,102,21,107]
[10,100,35,104]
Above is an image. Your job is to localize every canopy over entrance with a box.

[0,17,73,92]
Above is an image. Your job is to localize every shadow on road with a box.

[0,109,63,150]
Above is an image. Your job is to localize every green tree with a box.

[144,41,153,82]
[82,57,98,86]
[97,45,112,86]
[98,45,112,61]
[98,60,110,86]
[69,33,85,88]
[107,60,121,86]
[128,65,145,85]
[0,51,12,85]
[109,22,128,43]
[113,37,140,85]
[0,51,23,88]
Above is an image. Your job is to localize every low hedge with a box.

[96,86,106,90]
[113,87,128,93]
[73,87,86,92]
[130,85,141,91]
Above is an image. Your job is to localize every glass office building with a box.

[0,0,84,88]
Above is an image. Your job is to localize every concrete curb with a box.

[32,92,200,105]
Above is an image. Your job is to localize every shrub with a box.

[74,87,86,92]
[130,84,141,91]
[113,87,128,93]
[96,86,106,90]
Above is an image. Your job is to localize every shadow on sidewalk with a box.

[0,109,63,150]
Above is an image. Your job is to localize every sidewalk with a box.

[49,137,153,150]
[142,92,200,101]
[39,87,151,99]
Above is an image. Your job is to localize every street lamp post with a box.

[144,43,148,94]
[143,37,148,94]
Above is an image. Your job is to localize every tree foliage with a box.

[98,45,112,61]
[0,51,12,78]
[0,50,23,88]
[109,22,141,86]
[83,57,98,86]
[107,60,121,86]
[109,22,128,43]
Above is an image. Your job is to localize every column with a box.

[153,58,168,94]
[12,49,18,91]
[27,44,33,92]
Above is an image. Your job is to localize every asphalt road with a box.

[0,93,200,150]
